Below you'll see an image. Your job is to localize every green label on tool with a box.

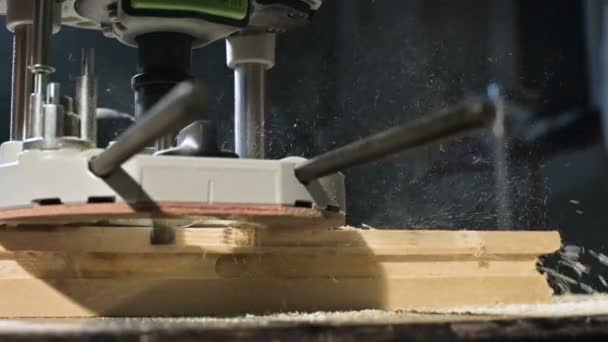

[130,0,249,20]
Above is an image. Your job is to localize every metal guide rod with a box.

[89,82,207,178]
[76,48,98,145]
[294,99,498,184]
[30,0,53,69]
[28,0,55,139]
[23,26,34,138]
[10,25,32,141]
[226,33,275,159]
[235,63,266,159]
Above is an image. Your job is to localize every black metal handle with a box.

[295,98,498,184]
[89,81,207,178]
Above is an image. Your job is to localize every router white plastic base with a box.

[0,142,345,225]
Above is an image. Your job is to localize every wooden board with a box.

[0,226,561,317]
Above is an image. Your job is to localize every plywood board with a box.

[0,226,561,317]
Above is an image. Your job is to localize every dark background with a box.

[0,0,606,289]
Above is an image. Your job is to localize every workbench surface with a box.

[0,295,606,341]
